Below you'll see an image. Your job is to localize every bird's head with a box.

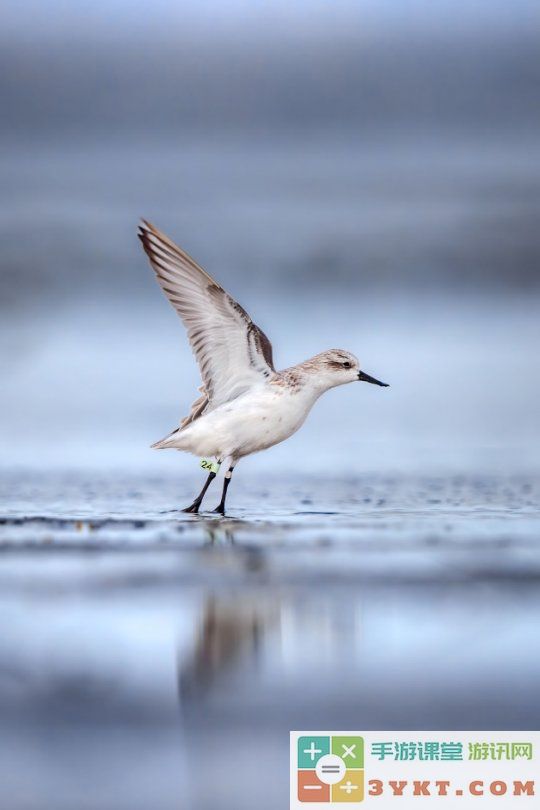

[308,349,389,391]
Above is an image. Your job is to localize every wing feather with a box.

[138,220,275,424]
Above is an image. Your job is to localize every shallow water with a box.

[0,472,539,809]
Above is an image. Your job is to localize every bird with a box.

[138,220,388,515]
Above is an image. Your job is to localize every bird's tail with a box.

[151,428,180,449]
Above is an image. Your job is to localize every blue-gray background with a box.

[1,4,540,810]
[1,0,539,475]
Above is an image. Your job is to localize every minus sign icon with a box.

[304,786,322,790]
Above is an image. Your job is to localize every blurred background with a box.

[1,3,540,809]
[1,0,539,474]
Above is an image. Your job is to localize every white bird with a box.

[138,220,388,514]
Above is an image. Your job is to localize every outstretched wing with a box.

[138,220,275,420]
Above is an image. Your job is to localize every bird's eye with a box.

[343,361,351,369]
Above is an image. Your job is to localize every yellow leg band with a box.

[200,458,221,474]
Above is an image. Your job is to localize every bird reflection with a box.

[178,591,279,700]
[198,518,237,546]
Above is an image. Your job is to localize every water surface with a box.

[1,472,538,809]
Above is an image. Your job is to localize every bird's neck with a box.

[279,361,333,399]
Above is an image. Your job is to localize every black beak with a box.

[358,370,389,387]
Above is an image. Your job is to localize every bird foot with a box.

[182,502,200,514]
[212,504,226,515]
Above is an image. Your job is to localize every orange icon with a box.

[298,769,331,802]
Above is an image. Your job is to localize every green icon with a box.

[332,737,364,769]
[298,736,330,769]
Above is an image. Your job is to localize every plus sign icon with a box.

[294,734,364,804]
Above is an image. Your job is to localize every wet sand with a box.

[0,471,539,809]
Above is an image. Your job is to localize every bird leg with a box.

[182,471,216,513]
[212,466,235,515]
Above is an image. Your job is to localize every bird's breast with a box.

[226,387,315,455]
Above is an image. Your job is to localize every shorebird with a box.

[138,220,388,514]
